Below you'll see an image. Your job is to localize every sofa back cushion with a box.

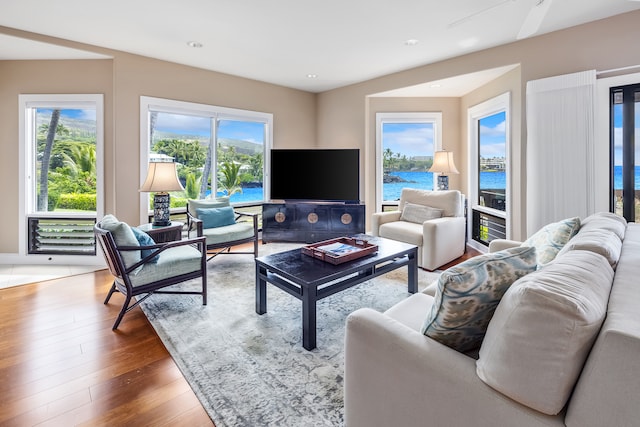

[476,250,614,415]
[579,211,627,240]
[399,188,462,217]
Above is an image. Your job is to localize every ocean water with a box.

[218,167,638,204]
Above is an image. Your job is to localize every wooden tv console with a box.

[262,202,365,243]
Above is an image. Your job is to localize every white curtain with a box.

[526,70,596,236]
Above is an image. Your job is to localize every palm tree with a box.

[38,109,60,211]
[218,160,242,197]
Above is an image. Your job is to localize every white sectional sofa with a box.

[344,213,640,427]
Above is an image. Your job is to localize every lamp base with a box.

[152,193,171,226]
[436,175,449,191]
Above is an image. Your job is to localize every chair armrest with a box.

[234,210,259,233]
[186,211,204,238]
[488,239,522,253]
[345,308,551,427]
[371,211,401,236]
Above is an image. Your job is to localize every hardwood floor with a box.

[0,244,481,426]
[0,269,213,427]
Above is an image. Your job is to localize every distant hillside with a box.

[153,132,262,156]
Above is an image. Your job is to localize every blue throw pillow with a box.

[196,206,236,229]
[131,227,159,263]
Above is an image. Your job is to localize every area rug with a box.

[140,243,440,427]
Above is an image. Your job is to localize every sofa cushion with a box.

[196,206,236,229]
[131,227,159,263]
[420,246,537,353]
[579,211,627,240]
[557,228,622,268]
[521,216,580,266]
[400,202,443,224]
[100,214,141,269]
[476,250,614,415]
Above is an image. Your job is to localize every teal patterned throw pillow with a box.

[522,217,580,266]
[421,246,537,353]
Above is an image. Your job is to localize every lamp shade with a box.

[139,161,184,193]
[428,151,459,175]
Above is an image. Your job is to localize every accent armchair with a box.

[95,215,207,330]
[371,188,466,270]
[186,197,259,261]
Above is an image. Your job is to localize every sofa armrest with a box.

[489,238,522,253]
[344,308,562,427]
[370,210,401,236]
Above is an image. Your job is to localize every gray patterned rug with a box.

[140,243,439,427]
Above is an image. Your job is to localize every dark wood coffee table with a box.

[255,235,418,350]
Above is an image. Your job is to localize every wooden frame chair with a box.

[186,198,259,261]
[95,220,207,330]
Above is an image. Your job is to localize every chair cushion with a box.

[400,202,443,224]
[100,214,141,268]
[421,246,537,352]
[378,221,423,246]
[476,250,614,415]
[521,216,580,266]
[188,197,230,219]
[196,206,236,229]
[131,227,159,264]
[201,222,255,246]
[121,245,203,288]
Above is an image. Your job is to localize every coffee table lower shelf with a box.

[255,236,418,350]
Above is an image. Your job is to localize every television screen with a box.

[270,149,360,202]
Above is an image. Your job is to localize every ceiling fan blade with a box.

[448,0,515,29]
[517,0,553,40]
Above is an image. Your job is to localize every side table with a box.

[137,221,184,243]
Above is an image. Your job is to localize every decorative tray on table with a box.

[301,237,378,265]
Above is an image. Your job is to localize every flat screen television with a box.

[270,149,360,203]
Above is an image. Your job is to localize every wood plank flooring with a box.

[0,244,481,426]
[0,269,214,427]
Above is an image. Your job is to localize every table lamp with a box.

[140,160,184,226]
[429,150,459,190]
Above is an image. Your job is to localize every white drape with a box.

[525,70,596,236]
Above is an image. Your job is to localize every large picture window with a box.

[375,112,442,211]
[140,97,272,222]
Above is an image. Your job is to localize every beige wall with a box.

[318,10,640,240]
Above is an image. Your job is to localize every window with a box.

[468,93,510,246]
[140,97,272,222]
[375,112,442,211]
[610,83,640,222]
[19,94,104,259]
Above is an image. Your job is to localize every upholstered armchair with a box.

[371,188,466,270]
[186,197,259,261]
[95,214,207,330]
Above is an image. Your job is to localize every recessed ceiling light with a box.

[404,39,419,46]
[307,74,318,79]
[187,41,203,48]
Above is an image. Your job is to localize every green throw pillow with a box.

[196,206,236,229]
[522,217,580,266]
[421,246,537,353]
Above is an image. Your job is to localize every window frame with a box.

[139,96,273,224]
[375,112,442,212]
[467,92,511,246]
[18,93,104,262]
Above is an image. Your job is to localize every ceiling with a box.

[1,0,639,93]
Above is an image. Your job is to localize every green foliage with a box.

[48,171,96,194]
[185,173,200,199]
[48,191,60,211]
[170,195,187,208]
[57,193,97,211]
[218,161,242,196]
[153,139,207,168]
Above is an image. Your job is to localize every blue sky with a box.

[154,112,264,143]
[479,111,506,158]
[39,108,96,121]
[382,123,434,157]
